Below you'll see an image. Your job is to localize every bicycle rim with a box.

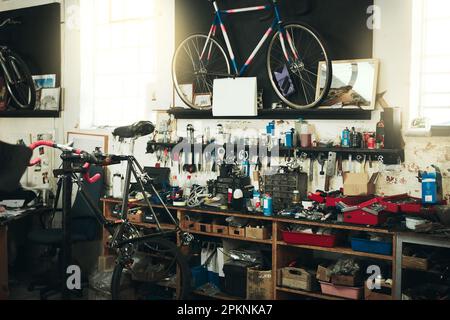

[172,34,230,110]
[5,53,36,110]
[267,23,332,110]
[111,237,190,300]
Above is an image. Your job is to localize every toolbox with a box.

[339,198,389,226]
[351,237,393,256]
[281,230,338,248]
[264,172,308,212]
[308,191,372,208]
[279,267,316,292]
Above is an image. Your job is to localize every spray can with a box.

[263,194,273,216]
[342,127,351,148]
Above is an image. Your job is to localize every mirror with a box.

[316,59,379,110]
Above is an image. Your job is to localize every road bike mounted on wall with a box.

[173,0,332,110]
[0,18,36,110]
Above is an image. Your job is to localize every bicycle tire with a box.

[3,50,36,110]
[267,22,332,110]
[111,237,191,300]
[172,34,230,110]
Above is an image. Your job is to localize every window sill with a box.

[431,125,450,137]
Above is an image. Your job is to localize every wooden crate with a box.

[331,274,361,287]
[229,226,246,238]
[212,224,229,235]
[402,255,429,271]
[245,225,270,240]
[196,222,213,233]
[247,268,273,300]
[181,218,197,231]
[279,267,314,292]
[127,211,143,223]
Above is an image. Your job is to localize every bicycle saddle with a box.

[113,121,155,139]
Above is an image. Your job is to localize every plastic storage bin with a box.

[191,266,208,289]
[351,238,392,256]
[282,230,338,248]
[320,282,363,300]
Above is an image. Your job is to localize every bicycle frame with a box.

[203,0,297,76]
[56,153,180,251]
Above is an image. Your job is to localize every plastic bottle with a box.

[342,127,351,148]
[184,175,193,198]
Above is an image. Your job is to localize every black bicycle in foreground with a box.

[29,123,192,300]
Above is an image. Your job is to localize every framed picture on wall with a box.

[174,83,194,108]
[316,59,380,110]
[193,93,212,108]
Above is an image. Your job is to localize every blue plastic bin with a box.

[191,266,208,289]
[351,238,393,256]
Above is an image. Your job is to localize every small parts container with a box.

[320,282,363,300]
[282,230,338,248]
[351,238,393,256]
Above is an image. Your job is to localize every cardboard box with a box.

[196,222,213,233]
[247,268,273,300]
[343,173,379,196]
[245,225,270,240]
[212,224,229,235]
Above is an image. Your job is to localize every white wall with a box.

[1,0,449,199]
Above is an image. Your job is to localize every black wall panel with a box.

[0,3,61,86]
[175,0,373,107]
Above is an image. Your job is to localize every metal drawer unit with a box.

[263,172,308,212]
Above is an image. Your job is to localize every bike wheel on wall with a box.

[3,50,36,110]
[111,236,191,300]
[267,23,332,110]
[172,34,230,110]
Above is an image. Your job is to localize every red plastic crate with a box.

[282,230,338,248]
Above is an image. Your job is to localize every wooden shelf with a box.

[145,142,405,164]
[192,290,239,300]
[106,218,176,231]
[277,241,393,261]
[276,287,345,300]
[276,217,394,234]
[168,107,373,120]
[188,230,272,244]
[0,110,60,118]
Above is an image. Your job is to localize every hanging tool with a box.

[318,153,326,176]
[337,154,343,176]
[348,154,353,173]
[325,152,337,191]
[309,154,315,182]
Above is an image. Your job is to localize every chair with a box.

[27,167,104,299]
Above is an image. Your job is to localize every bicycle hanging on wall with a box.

[172,0,332,110]
[0,18,36,110]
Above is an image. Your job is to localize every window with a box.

[411,0,450,126]
[80,0,167,128]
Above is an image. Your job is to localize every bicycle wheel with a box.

[267,23,332,110]
[172,34,230,110]
[111,237,191,300]
[3,50,36,110]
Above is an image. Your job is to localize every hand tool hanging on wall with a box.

[318,153,326,176]
[325,152,337,192]
[309,154,316,182]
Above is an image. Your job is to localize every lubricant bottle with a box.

[376,120,385,149]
